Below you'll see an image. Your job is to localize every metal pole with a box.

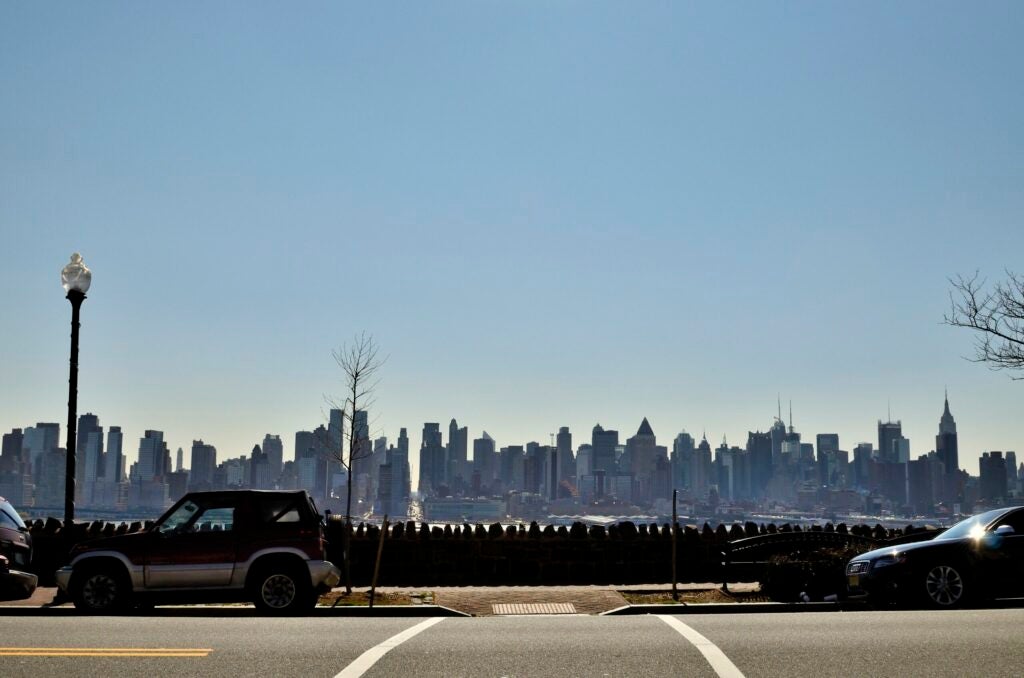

[672,489,678,602]
[64,290,85,528]
[369,516,388,609]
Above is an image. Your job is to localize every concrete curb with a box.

[602,601,870,615]
[0,604,470,618]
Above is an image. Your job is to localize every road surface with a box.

[2,608,1021,677]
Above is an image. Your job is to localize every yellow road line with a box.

[0,648,211,657]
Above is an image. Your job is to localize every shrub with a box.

[760,545,869,602]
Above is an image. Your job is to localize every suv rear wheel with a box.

[72,564,131,613]
[251,564,314,614]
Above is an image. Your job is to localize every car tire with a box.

[71,564,131,614]
[250,564,313,614]
[922,564,969,608]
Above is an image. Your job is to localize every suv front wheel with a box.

[250,564,314,614]
[72,564,131,613]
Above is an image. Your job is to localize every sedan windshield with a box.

[934,509,1009,540]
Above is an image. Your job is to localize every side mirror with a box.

[995,525,1016,536]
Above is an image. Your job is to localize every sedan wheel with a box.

[924,565,965,607]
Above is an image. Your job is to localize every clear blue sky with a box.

[2,3,1022,479]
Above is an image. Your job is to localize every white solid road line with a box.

[657,615,746,678]
[334,617,445,678]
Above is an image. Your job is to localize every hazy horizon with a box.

[3,3,1023,479]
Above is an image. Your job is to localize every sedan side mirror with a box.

[995,525,1016,536]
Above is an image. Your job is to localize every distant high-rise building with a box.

[419,423,445,496]
[556,427,574,483]
[137,430,168,481]
[0,429,24,474]
[980,451,1008,503]
[250,444,269,489]
[936,392,959,477]
[746,431,772,496]
[591,425,619,474]
[473,432,497,493]
[263,434,284,481]
[189,440,217,490]
[672,432,695,493]
[447,419,468,485]
[878,419,902,464]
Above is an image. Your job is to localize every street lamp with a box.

[61,253,91,527]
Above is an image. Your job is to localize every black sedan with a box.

[0,497,36,601]
[847,507,1024,608]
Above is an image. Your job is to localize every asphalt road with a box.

[2,609,1023,677]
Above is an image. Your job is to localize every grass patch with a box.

[317,591,430,607]
[621,589,771,605]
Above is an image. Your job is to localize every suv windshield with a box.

[0,501,26,530]
[934,509,1009,540]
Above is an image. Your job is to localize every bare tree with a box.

[945,271,1024,377]
[325,332,385,593]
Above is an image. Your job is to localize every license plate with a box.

[848,574,860,588]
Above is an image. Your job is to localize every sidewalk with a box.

[7,582,760,616]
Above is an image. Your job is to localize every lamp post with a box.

[61,253,91,527]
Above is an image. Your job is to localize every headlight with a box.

[871,552,907,569]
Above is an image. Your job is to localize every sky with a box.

[2,3,1023,480]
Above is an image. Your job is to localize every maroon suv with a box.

[55,490,340,613]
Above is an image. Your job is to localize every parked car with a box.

[55,489,339,613]
[847,506,1024,607]
[0,496,37,600]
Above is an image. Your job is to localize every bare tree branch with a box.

[324,332,387,593]
[945,271,1024,379]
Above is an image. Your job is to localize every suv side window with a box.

[194,507,235,532]
[998,509,1024,534]
[258,497,304,524]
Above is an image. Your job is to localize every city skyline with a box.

[1,391,1009,481]
[3,4,1024,477]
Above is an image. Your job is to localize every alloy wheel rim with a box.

[82,574,118,609]
[925,565,964,606]
[261,574,297,608]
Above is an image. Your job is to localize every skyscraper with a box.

[936,392,959,477]
[556,426,574,483]
[418,423,444,496]
[878,419,902,464]
[263,434,284,480]
[189,439,217,490]
[591,424,618,474]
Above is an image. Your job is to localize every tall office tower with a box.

[24,423,60,476]
[473,432,497,492]
[348,410,372,480]
[79,413,104,490]
[137,430,168,481]
[499,445,525,492]
[591,425,619,474]
[1006,452,1019,496]
[447,419,469,484]
[816,434,840,488]
[878,419,903,464]
[82,428,105,505]
[626,418,664,504]
[556,427,574,483]
[672,432,695,492]
[746,431,772,497]
[263,434,284,480]
[189,439,217,490]
[980,452,1008,503]
[575,444,593,488]
[0,429,24,474]
[418,423,444,496]
[103,426,124,483]
[174,447,183,472]
[250,444,269,489]
[936,393,959,477]
[328,409,345,458]
[392,431,411,500]
[894,437,911,464]
[692,434,713,498]
[853,443,873,488]
[544,445,559,500]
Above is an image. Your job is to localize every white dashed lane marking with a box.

[333,618,445,678]
[657,615,746,678]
